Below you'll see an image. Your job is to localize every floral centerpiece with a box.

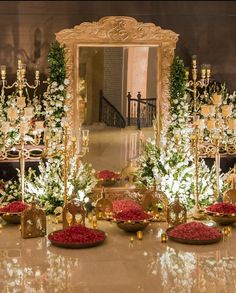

[97,169,120,187]
[25,157,97,214]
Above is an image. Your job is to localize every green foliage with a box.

[169,56,187,109]
[48,40,67,85]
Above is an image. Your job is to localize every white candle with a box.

[7,107,18,121]
[201,105,210,117]
[19,121,29,135]
[208,105,216,117]
[35,121,44,132]
[228,119,236,130]
[221,105,232,117]
[24,107,34,119]
[198,119,205,130]
[207,118,216,130]
[1,121,10,133]
[212,94,222,106]
[16,96,26,109]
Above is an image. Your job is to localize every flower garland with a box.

[135,56,217,208]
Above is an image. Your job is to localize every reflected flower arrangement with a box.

[144,246,236,293]
[0,239,83,292]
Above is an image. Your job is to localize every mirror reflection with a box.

[78,46,158,171]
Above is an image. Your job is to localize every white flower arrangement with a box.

[135,56,218,208]
[24,156,97,214]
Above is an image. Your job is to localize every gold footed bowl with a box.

[115,220,150,232]
[205,211,236,226]
[0,212,21,224]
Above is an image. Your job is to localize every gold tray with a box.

[0,212,21,224]
[115,219,150,232]
[205,211,236,225]
[48,229,106,249]
[166,228,223,245]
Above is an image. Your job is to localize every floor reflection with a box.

[84,127,153,172]
[1,222,236,292]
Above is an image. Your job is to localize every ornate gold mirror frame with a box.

[55,16,179,144]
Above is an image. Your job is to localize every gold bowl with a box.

[205,211,236,226]
[0,212,21,224]
[115,220,150,232]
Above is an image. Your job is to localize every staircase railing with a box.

[99,90,126,128]
[127,92,156,129]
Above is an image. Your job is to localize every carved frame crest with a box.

[56,16,179,139]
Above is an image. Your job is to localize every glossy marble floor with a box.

[0,219,236,293]
[84,127,154,172]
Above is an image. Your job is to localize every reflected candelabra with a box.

[0,60,43,202]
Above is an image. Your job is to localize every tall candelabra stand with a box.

[185,55,211,117]
[199,93,236,200]
[190,119,205,219]
[0,60,43,202]
[44,124,90,205]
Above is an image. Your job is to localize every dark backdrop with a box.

[0,1,236,180]
[0,1,236,91]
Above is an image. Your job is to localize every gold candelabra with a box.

[0,60,43,202]
[1,59,40,96]
[199,93,236,199]
[185,55,211,117]
[44,124,89,205]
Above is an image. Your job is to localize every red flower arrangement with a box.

[206,202,236,215]
[48,224,106,244]
[97,170,120,181]
[0,201,29,213]
[115,209,152,222]
[112,199,142,214]
[167,221,222,241]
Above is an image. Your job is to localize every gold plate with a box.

[48,229,106,249]
[0,212,21,224]
[166,227,223,245]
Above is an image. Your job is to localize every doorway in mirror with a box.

[78,45,158,130]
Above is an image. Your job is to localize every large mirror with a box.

[56,16,178,171]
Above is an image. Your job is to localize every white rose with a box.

[64,79,69,85]
[59,85,64,91]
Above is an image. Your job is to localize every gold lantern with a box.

[62,199,86,229]
[167,194,187,227]
[95,188,113,220]
[21,201,46,239]
[142,186,168,221]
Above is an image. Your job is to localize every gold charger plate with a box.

[205,211,236,225]
[166,227,223,245]
[48,229,106,249]
[0,212,21,224]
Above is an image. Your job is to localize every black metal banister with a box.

[99,90,126,128]
[127,91,156,129]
